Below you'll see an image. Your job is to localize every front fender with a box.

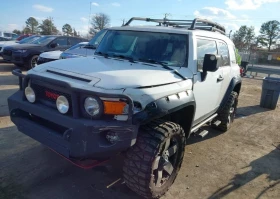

[132,90,196,125]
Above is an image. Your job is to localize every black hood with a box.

[8,44,42,50]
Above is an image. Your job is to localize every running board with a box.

[191,113,218,133]
[198,130,209,138]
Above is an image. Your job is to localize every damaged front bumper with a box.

[8,69,138,159]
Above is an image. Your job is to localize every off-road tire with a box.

[123,119,185,198]
[216,91,238,132]
[27,55,38,69]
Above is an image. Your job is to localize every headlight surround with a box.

[24,86,36,103]
[56,96,69,114]
[84,97,101,117]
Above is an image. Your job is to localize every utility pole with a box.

[163,13,171,26]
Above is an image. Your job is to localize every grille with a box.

[3,49,12,56]
[31,83,73,115]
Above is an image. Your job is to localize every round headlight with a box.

[25,87,36,103]
[84,97,100,116]
[56,96,69,114]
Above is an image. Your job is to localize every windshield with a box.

[95,30,188,67]
[88,29,107,47]
[31,36,56,45]
[18,36,41,44]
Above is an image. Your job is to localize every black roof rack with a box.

[123,17,226,35]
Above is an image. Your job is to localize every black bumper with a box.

[8,70,138,159]
[2,52,29,65]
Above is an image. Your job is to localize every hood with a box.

[34,56,184,89]
[8,44,41,50]
[61,47,95,58]
[39,50,62,59]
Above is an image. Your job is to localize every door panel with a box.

[192,38,223,121]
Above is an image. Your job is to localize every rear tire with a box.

[123,119,185,198]
[216,91,238,132]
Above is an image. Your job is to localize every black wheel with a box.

[27,55,38,69]
[123,120,185,198]
[216,91,238,132]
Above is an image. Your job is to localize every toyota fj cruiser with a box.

[8,17,241,198]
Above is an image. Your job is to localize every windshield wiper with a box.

[138,58,186,80]
[95,51,109,58]
[138,59,169,68]
[112,54,135,63]
[84,44,96,49]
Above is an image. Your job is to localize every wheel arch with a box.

[132,90,196,138]
[218,76,242,112]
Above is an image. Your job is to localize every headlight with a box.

[25,87,36,103]
[15,49,27,53]
[84,97,100,116]
[56,96,69,114]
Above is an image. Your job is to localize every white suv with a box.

[8,17,241,198]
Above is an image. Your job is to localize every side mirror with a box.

[203,54,221,72]
[50,43,57,48]
[201,54,221,81]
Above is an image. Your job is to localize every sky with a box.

[0,0,280,37]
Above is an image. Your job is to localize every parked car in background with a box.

[0,37,10,41]
[37,42,88,65]
[36,30,107,65]
[0,35,41,57]
[2,35,88,68]
[0,31,18,40]
[16,34,32,41]
[60,29,107,59]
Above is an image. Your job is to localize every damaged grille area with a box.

[31,82,73,116]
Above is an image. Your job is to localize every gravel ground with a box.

[0,60,279,199]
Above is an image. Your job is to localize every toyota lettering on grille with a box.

[45,91,59,100]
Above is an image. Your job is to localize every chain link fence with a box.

[240,51,280,67]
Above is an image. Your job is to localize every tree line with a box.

[12,13,111,37]
[12,17,79,36]
[232,20,280,52]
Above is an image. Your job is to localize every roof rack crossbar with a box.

[124,17,226,35]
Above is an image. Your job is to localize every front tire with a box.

[123,120,185,198]
[27,55,38,69]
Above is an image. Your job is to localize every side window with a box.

[228,44,237,64]
[55,37,68,46]
[68,37,80,46]
[197,39,218,71]
[218,42,230,66]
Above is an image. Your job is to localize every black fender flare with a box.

[218,76,242,112]
[132,90,196,125]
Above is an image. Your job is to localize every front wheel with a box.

[123,120,185,198]
[27,55,38,69]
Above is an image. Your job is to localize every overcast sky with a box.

[0,0,280,36]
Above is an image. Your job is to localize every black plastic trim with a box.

[132,91,195,125]
[46,70,92,82]
[218,76,242,112]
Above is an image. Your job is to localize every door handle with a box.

[217,76,224,82]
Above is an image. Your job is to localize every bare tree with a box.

[89,13,110,34]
